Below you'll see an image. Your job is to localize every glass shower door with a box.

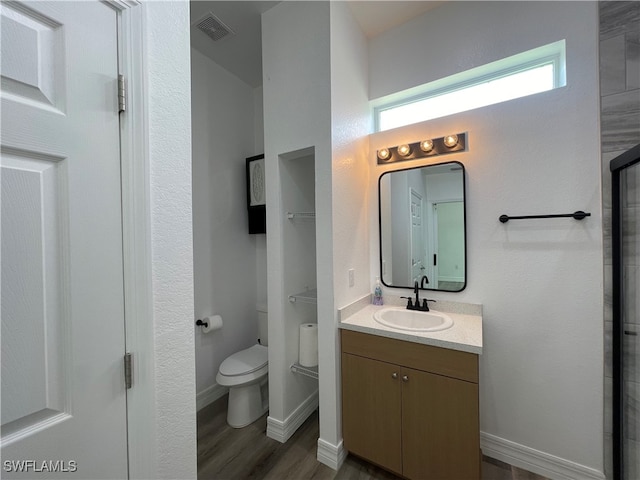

[621,160,639,479]
[611,144,640,480]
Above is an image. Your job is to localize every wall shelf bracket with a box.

[288,288,317,304]
[287,212,315,220]
[291,363,318,379]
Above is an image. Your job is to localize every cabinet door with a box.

[342,353,402,474]
[401,367,480,480]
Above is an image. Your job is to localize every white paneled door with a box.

[1,1,128,478]
[410,189,425,285]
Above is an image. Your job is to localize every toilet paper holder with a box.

[195,315,223,333]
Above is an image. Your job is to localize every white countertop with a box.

[339,304,483,355]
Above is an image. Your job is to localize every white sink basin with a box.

[373,307,453,332]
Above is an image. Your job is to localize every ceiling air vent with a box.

[194,13,235,42]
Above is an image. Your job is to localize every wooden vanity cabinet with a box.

[341,329,480,480]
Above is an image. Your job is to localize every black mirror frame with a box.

[378,160,467,292]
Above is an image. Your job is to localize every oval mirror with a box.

[379,161,466,292]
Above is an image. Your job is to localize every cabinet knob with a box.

[391,372,398,379]
[402,375,409,382]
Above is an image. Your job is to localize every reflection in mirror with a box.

[379,161,466,292]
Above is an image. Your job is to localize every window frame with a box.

[372,40,566,132]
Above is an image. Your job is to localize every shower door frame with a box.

[611,143,640,480]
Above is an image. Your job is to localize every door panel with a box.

[402,367,479,480]
[1,153,67,427]
[410,189,425,284]
[1,1,127,478]
[342,353,402,475]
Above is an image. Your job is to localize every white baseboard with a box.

[196,382,228,411]
[317,438,347,471]
[481,432,605,480]
[266,390,319,443]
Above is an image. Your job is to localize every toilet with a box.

[216,305,269,428]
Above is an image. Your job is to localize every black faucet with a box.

[401,276,434,312]
[414,275,430,305]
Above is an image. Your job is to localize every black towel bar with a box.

[499,210,591,223]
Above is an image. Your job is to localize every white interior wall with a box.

[262,0,332,434]
[368,2,603,475]
[254,87,268,307]
[143,2,196,477]
[254,87,265,154]
[324,1,371,464]
[425,171,463,200]
[191,48,261,406]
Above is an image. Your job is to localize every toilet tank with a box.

[257,303,268,347]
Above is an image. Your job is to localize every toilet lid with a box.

[219,344,268,376]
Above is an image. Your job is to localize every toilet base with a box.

[227,379,269,428]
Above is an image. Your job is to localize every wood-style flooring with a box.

[198,396,548,480]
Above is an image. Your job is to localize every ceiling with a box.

[190,1,279,88]
[190,1,444,88]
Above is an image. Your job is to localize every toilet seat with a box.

[219,344,268,376]
[216,344,268,388]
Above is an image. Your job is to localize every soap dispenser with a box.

[373,277,384,305]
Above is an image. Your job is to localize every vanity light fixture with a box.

[420,139,434,152]
[377,148,391,161]
[398,144,411,157]
[443,134,459,148]
[376,133,467,165]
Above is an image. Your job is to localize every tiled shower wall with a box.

[599,1,640,477]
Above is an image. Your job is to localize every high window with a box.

[373,40,566,132]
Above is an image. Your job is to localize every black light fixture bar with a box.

[376,133,467,165]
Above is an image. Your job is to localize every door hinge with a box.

[118,74,126,113]
[124,352,133,389]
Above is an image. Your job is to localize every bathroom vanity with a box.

[339,302,482,479]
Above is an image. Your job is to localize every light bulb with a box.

[420,139,434,152]
[398,144,411,157]
[443,134,459,148]
[377,148,391,161]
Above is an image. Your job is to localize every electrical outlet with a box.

[348,269,355,287]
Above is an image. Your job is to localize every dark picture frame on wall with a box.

[246,154,266,234]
